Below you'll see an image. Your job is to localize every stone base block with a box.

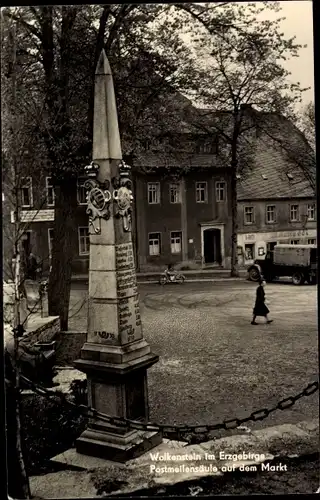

[79,338,151,365]
[74,352,159,376]
[76,427,162,463]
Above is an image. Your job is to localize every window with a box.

[308,238,316,245]
[290,204,299,222]
[169,183,181,204]
[46,177,55,206]
[216,181,226,202]
[244,206,254,224]
[290,240,299,245]
[197,136,218,154]
[148,232,160,255]
[244,243,255,260]
[77,178,88,205]
[148,183,160,204]
[21,177,33,207]
[266,205,276,223]
[78,227,90,255]
[48,228,54,258]
[307,203,316,221]
[196,182,207,203]
[171,231,182,254]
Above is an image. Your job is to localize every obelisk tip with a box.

[95,49,112,76]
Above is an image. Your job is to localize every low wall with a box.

[24,315,60,345]
[55,331,87,366]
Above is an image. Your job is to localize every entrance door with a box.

[22,231,31,256]
[203,228,221,264]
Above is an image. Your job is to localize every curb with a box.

[71,278,248,285]
[138,278,246,284]
[30,419,319,498]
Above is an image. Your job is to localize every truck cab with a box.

[247,244,317,285]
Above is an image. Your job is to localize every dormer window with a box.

[286,172,294,180]
[261,174,268,180]
[196,136,218,154]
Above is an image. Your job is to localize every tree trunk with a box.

[48,179,77,330]
[230,152,239,278]
[5,20,31,499]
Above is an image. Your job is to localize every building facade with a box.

[236,138,316,267]
[134,167,233,271]
[237,198,317,267]
[5,164,233,275]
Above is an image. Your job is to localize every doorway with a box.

[203,228,222,264]
[22,231,32,257]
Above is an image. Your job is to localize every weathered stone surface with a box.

[252,423,316,456]
[295,419,319,434]
[30,470,103,499]
[24,315,60,344]
[42,419,319,498]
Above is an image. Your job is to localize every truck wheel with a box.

[292,272,304,285]
[248,267,261,282]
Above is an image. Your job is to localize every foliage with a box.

[297,101,315,151]
[69,378,88,406]
[21,392,87,474]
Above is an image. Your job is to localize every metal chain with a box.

[17,375,318,441]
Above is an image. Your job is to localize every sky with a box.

[263,0,314,110]
[178,1,315,112]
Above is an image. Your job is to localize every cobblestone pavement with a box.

[68,280,318,434]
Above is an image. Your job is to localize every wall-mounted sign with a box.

[275,230,309,238]
[188,239,194,244]
[11,209,55,223]
[242,229,316,242]
[258,247,265,256]
[245,234,256,241]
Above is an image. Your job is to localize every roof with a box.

[133,151,225,170]
[237,139,315,200]
[132,104,315,199]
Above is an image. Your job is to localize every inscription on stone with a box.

[115,243,139,300]
[95,331,116,340]
[115,243,135,270]
[115,244,143,344]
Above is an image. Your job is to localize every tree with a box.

[297,101,315,150]
[2,17,31,499]
[2,4,206,329]
[181,1,308,276]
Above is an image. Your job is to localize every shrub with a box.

[21,391,87,474]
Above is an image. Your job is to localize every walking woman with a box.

[251,279,273,325]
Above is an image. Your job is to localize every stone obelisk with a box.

[74,50,161,462]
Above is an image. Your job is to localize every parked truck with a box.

[247,244,317,285]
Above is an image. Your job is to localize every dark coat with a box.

[253,285,270,316]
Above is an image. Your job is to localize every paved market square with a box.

[68,279,318,435]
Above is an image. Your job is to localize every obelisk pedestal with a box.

[74,50,161,462]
